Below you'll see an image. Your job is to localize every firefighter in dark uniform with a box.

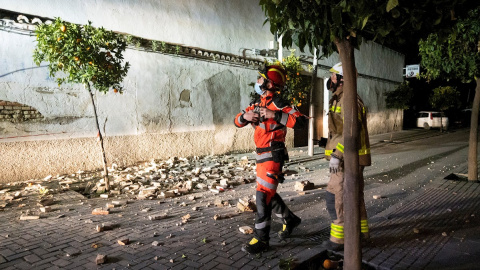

[234,64,307,254]
[322,62,371,251]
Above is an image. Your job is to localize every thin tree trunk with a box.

[336,38,361,270]
[468,79,480,180]
[440,114,443,132]
[85,83,110,191]
[389,109,399,141]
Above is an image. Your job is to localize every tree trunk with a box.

[468,79,480,180]
[86,83,110,191]
[389,109,399,142]
[440,114,444,132]
[336,38,361,270]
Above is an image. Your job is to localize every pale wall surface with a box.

[0,0,404,182]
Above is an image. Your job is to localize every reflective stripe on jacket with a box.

[234,92,307,149]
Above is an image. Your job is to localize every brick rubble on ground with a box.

[0,155,258,206]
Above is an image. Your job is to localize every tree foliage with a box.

[419,8,480,82]
[385,81,413,110]
[430,86,461,111]
[281,51,311,107]
[33,18,130,93]
[418,7,480,180]
[259,0,467,57]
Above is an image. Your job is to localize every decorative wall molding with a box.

[0,8,265,70]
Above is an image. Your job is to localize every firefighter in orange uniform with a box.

[322,62,371,251]
[235,64,307,254]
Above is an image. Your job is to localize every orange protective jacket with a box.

[234,92,307,150]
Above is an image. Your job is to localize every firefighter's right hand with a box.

[329,156,340,174]
[243,110,259,123]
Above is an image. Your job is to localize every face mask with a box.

[254,83,264,95]
[327,74,343,91]
[326,78,337,91]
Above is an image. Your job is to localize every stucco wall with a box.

[0,0,404,183]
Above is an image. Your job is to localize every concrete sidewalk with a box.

[0,128,477,270]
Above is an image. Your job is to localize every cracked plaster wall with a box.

[0,0,404,183]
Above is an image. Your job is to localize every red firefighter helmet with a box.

[259,64,287,90]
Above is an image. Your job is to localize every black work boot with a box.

[322,240,344,251]
[361,233,372,247]
[278,215,301,240]
[241,237,269,254]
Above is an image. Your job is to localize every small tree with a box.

[419,8,480,180]
[385,81,414,140]
[430,86,461,131]
[281,50,311,107]
[33,18,130,191]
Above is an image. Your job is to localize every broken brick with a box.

[96,223,114,232]
[149,214,167,220]
[237,198,257,212]
[239,226,253,234]
[95,254,107,265]
[294,180,315,191]
[181,214,191,223]
[214,199,224,207]
[118,238,130,245]
[20,214,40,220]
[40,206,52,213]
[105,203,115,209]
[92,208,109,215]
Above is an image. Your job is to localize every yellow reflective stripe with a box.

[331,230,344,239]
[361,219,369,233]
[357,107,366,120]
[331,223,344,238]
[336,143,344,153]
[330,106,363,115]
[330,106,341,113]
[359,147,370,155]
[331,223,343,232]
[329,145,369,155]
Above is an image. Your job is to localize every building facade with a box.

[0,0,404,182]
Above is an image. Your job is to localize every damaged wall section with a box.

[0,100,43,122]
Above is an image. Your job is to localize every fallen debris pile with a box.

[0,155,257,207]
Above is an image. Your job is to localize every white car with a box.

[417,111,449,130]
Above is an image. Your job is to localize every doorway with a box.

[294,77,325,147]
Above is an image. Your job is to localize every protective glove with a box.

[329,156,341,174]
